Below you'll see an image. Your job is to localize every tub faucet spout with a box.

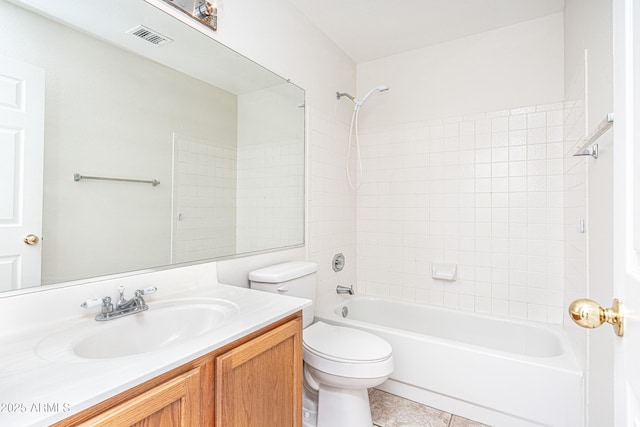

[336,285,354,295]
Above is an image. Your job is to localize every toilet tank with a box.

[249,262,318,328]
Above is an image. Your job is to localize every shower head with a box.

[358,85,390,106]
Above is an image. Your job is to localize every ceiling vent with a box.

[127,25,173,46]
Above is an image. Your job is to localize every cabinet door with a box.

[76,368,201,427]
[215,318,302,427]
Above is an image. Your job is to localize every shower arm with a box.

[336,92,354,100]
[337,86,389,108]
[336,92,355,101]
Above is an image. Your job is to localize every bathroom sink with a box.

[37,298,239,360]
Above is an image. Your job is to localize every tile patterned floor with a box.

[370,389,491,427]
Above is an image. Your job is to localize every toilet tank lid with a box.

[249,261,318,283]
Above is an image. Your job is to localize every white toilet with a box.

[249,262,394,427]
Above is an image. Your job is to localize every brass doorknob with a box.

[568,298,623,337]
[23,234,40,245]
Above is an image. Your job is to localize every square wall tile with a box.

[356,102,565,324]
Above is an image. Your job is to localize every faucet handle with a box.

[81,298,103,309]
[101,296,113,315]
[134,286,157,297]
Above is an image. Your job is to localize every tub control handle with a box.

[568,298,624,337]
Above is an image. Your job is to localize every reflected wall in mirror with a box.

[0,0,305,293]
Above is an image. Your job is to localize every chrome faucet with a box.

[336,285,354,295]
[116,286,145,311]
[81,286,157,321]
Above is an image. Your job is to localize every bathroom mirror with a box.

[0,0,305,293]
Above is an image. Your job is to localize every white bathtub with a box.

[315,296,583,427]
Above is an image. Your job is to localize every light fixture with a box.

[193,0,224,31]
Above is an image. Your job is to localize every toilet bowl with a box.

[303,321,393,427]
[249,262,394,427]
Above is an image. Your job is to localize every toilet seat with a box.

[303,322,393,378]
[303,322,392,363]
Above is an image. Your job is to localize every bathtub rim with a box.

[314,295,581,374]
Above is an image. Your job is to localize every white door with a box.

[613,0,640,424]
[0,55,45,292]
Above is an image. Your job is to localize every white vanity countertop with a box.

[0,283,310,427]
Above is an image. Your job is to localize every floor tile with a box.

[369,389,492,427]
[369,389,451,427]
[449,415,491,427]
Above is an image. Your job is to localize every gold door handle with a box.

[23,234,40,245]
[568,298,623,337]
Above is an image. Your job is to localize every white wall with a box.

[211,0,356,121]
[357,13,564,128]
[563,1,614,425]
[353,14,566,323]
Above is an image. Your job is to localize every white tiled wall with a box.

[307,109,357,309]
[356,103,565,324]
[172,134,237,263]
[235,86,306,254]
[236,139,304,253]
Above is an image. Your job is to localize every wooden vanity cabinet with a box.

[73,368,202,427]
[53,313,302,427]
[215,316,302,427]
